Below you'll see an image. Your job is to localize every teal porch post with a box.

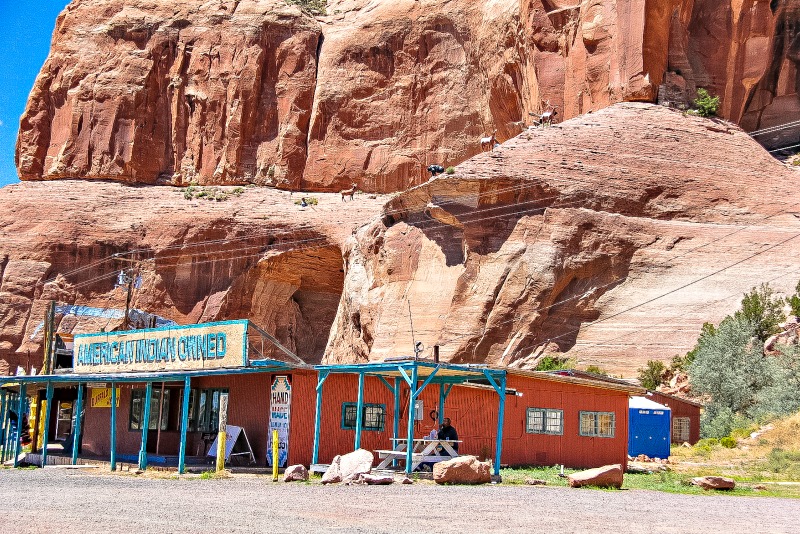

[0,389,6,462]
[392,378,400,443]
[404,365,419,475]
[438,383,445,424]
[178,376,191,474]
[138,382,153,470]
[312,371,329,465]
[71,384,84,465]
[13,384,26,467]
[110,382,117,471]
[493,374,507,476]
[40,382,54,467]
[354,372,365,449]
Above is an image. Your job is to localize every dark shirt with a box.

[438,425,459,451]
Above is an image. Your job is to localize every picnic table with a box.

[374,438,461,471]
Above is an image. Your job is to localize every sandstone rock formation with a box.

[432,455,492,485]
[322,103,800,373]
[568,464,624,488]
[4,104,800,376]
[0,180,386,374]
[692,475,736,490]
[17,0,800,191]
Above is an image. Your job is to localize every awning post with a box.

[354,372,365,450]
[438,383,445,424]
[312,370,329,465]
[494,374,506,476]
[110,382,117,471]
[41,382,54,467]
[404,364,419,475]
[0,389,6,462]
[71,383,84,465]
[138,382,152,470]
[13,384,26,467]
[178,376,191,474]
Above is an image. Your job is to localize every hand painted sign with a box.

[89,388,120,408]
[73,320,248,374]
[267,375,291,467]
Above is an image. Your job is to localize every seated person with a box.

[437,417,458,453]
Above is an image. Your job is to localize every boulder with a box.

[568,464,624,488]
[320,456,342,485]
[353,473,394,485]
[399,477,414,485]
[283,464,308,482]
[321,449,374,485]
[692,476,736,490]
[433,455,492,485]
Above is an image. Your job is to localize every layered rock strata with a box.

[323,103,800,372]
[17,0,800,191]
[0,181,386,374]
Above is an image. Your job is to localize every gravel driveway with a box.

[0,469,797,533]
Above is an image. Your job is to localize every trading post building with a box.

[1,320,643,474]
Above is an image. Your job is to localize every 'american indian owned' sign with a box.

[72,320,248,374]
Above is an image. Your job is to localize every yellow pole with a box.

[272,429,279,482]
[215,395,228,473]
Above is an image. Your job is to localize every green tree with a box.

[735,283,785,341]
[637,360,666,390]
[787,279,800,317]
[689,316,778,429]
[694,88,720,118]
[286,0,327,15]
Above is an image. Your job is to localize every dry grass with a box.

[669,411,800,486]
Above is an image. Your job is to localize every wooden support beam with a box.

[178,376,190,474]
[71,384,84,465]
[41,382,53,467]
[110,382,117,471]
[138,382,152,470]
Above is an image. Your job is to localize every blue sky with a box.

[0,1,71,188]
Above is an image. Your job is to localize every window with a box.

[129,388,171,431]
[673,417,690,442]
[191,388,228,433]
[526,408,563,435]
[341,403,385,431]
[579,411,615,438]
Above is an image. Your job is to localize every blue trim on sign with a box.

[74,319,250,340]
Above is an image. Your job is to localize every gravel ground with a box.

[0,469,798,533]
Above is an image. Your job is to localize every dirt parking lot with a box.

[0,468,798,533]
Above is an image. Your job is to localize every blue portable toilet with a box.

[628,396,671,459]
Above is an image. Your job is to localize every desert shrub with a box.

[637,360,666,390]
[534,356,576,372]
[286,0,326,15]
[584,365,608,376]
[752,345,800,420]
[445,166,456,175]
[232,187,245,196]
[720,436,737,448]
[294,196,319,206]
[693,88,720,118]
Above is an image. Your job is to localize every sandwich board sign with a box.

[267,375,291,467]
[206,425,255,465]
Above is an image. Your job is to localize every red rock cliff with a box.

[17,0,800,191]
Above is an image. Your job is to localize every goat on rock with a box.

[340,183,358,201]
[480,130,497,152]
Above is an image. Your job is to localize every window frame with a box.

[579,411,616,438]
[191,388,229,433]
[672,416,691,442]
[525,407,564,435]
[341,402,386,432]
[128,387,171,431]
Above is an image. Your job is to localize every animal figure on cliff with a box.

[341,183,358,201]
[427,164,445,177]
[480,130,498,152]
[530,100,559,127]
